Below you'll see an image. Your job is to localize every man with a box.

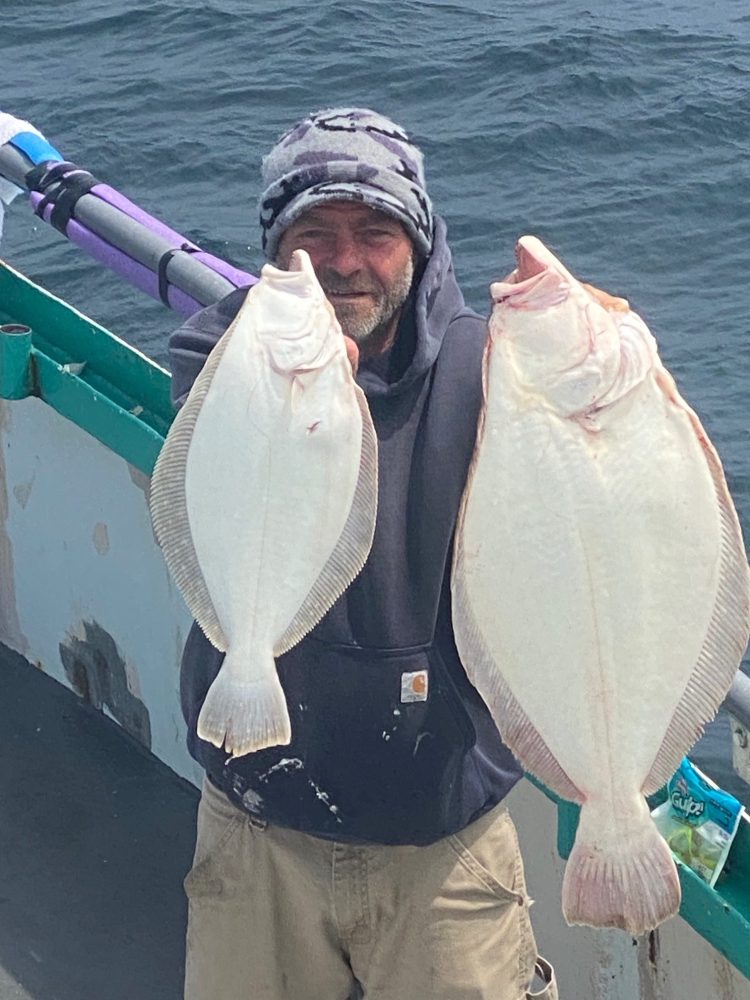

[170,107,558,1000]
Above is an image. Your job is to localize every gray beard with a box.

[324,256,415,349]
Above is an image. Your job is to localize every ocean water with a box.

[1,0,749,801]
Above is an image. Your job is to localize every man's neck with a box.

[358,308,402,360]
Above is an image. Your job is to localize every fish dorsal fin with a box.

[274,384,378,655]
[643,380,750,794]
[149,327,236,651]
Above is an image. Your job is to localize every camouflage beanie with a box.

[259,107,434,261]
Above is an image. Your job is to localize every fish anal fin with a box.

[452,563,583,804]
[562,803,680,933]
[150,328,237,651]
[275,385,378,654]
[498,679,584,805]
[643,402,750,795]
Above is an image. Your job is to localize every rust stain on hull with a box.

[59,620,151,749]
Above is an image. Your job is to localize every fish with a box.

[150,249,378,757]
[451,235,750,934]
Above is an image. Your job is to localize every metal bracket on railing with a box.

[725,671,750,786]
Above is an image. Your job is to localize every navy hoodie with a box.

[168,217,522,845]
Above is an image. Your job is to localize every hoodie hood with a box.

[355,216,469,400]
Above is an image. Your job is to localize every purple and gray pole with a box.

[0,114,257,318]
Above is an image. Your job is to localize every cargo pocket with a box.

[183,777,246,899]
[448,807,545,996]
[447,807,525,904]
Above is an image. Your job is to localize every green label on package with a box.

[651,757,743,887]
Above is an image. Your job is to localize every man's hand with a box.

[344,336,360,376]
[581,282,630,313]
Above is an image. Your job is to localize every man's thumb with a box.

[344,337,360,376]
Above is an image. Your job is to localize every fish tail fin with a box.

[197,655,291,758]
[562,801,681,934]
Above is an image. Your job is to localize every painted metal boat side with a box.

[0,258,748,997]
[0,391,200,785]
[0,258,199,783]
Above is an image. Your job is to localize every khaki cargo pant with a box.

[184,777,557,1000]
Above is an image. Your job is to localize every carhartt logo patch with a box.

[401,670,429,703]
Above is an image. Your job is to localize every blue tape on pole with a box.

[9,132,63,165]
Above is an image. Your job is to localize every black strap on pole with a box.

[157,243,200,306]
[25,160,79,192]
[25,160,100,234]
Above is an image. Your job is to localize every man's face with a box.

[275,201,415,354]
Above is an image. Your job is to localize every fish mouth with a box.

[256,249,340,346]
[491,236,571,309]
[261,249,322,298]
[288,248,312,275]
[515,238,549,282]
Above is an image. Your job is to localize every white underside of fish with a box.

[452,238,750,934]
[150,252,378,757]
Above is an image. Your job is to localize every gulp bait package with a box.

[651,757,743,888]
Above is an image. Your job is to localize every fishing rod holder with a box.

[0,322,33,399]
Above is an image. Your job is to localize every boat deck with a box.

[0,644,197,1000]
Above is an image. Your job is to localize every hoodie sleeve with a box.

[168,286,250,409]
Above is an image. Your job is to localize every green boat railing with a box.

[0,259,171,476]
